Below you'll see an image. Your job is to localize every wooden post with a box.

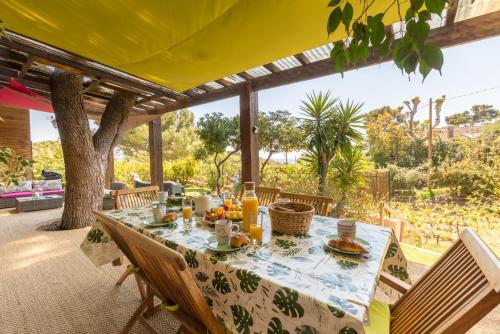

[104,149,114,188]
[428,98,433,161]
[240,84,259,184]
[148,118,163,191]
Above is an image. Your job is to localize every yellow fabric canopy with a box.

[1,1,407,92]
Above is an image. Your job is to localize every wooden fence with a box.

[365,169,390,200]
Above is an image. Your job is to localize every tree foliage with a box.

[0,146,32,188]
[300,91,364,194]
[327,0,448,80]
[196,112,240,194]
[445,105,499,127]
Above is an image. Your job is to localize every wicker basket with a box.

[268,202,314,235]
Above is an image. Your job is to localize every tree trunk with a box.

[317,155,329,195]
[285,152,288,165]
[332,192,347,218]
[50,69,135,230]
[260,150,273,178]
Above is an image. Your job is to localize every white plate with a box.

[206,236,243,253]
[142,217,175,228]
[322,234,371,255]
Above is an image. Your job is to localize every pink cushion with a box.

[0,189,64,199]
[0,191,32,199]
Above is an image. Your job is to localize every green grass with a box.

[185,187,210,196]
[400,243,442,266]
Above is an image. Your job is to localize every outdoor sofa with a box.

[0,179,65,209]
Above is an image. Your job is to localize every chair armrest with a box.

[380,272,411,294]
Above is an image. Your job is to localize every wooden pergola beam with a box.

[446,0,459,26]
[148,118,163,191]
[0,33,181,101]
[18,55,35,79]
[240,84,259,183]
[153,10,500,114]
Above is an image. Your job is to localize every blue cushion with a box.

[364,300,390,334]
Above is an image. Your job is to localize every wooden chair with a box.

[115,186,159,210]
[114,186,159,288]
[94,211,224,334]
[239,186,281,207]
[376,228,500,333]
[279,192,333,216]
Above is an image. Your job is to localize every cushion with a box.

[364,300,390,334]
[42,189,65,196]
[0,191,33,199]
[33,179,63,191]
[0,180,32,194]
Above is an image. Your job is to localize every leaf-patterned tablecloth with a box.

[81,207,410,334]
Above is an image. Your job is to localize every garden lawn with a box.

[401,243,441,266]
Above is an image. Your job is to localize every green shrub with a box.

[388,164,428,194]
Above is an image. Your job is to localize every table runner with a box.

[81,207,410,334]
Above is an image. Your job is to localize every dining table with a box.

[81,206,410,334]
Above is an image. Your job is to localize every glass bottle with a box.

[242,182,258,232]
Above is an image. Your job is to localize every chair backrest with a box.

[93,211,223,334]
[391,228,500,334]
[279,192,333,216]
[255,186,281,206]
[115,186,159,209]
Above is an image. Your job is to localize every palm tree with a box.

[300,91,364,194]
[330,147,372,217]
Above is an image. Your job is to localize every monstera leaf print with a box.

[272,287,304,318]
[385,242,398,259]
[195,272,209,282]
[236,269,261,293]
[267,263,290,277]
[164,240,178,251]
[328,305,345,318]
[318,273,358,293]
[275,239,297,249]
[231,305,253,334]
[87,229,104,243]
[388,264,409,281]
[204,296,213,309]
[212,271,231,294]
[308,246,323,255]
[210,253,227,264]
[339,327,358,334]
[268,317,290,334]
[282,248,301,257]
[337,259,358,270]
[184,250,199,268]
[295,325,319,334]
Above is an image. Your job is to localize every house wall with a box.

[0,106,32,160]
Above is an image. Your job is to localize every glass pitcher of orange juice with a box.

[242,182,258,232]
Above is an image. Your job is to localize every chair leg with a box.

[121,292,156,334]
[116,265,134,286]
[133,272,147,300]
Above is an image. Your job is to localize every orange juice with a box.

[182,206,193,220]
[250,224,263,241]
[223,198,233,209]
[242,197,258,232]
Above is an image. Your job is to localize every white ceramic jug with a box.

[193,195,212,215]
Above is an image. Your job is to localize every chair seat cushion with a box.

[364,300,390,334]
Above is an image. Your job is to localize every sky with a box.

[30,35,500,160]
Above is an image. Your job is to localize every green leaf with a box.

[418,10,431,21]
[268,317,290,334]
[195,272,209,282]
[411,0,425,11]
[236,269,261,293]
[378,33,393,58]
[327,7,342,35]
[337,259,358,269]
[358,42,369,61]
[414,20,430,43]
[330,41,344,60]
[348,41,359,63]
[328,0,341,7]
[210,252,227,264]
[212,271,231,294]
[423,44,444,72]
[275,239,297,249]
[388,264,410,281]
[425,0,447,16]
[87,229,104,243]
[404,51,418,74]
[369,19,385,47]
[405,8,415,21]
[272,287,304,318]
[394,41,412,63]
[419,59,431,81]
[231,305,253,334]
[328,305,346,318]
[342,3,354,29]
[385,242,399,258]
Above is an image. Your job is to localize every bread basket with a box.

[268,202,314,235]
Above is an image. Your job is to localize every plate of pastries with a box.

[323,234,371,255]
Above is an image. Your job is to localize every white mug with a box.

[159,191,168,204]
[215,219,240,245]
[337,220,356,239]
[152,206,162,223]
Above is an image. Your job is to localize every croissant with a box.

[162,212,178,223]
[230,233,250,248]
[329,238,368,254]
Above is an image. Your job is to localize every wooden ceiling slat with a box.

[18,55,35,79]
[293,53,310,65]
[0,47,26,63]
[237,72,254,80]
[215,78,233,87]
[262,63,280,73]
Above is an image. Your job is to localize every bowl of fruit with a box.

[204,207,225,226]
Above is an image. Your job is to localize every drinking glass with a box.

[182,199,193,223]
[222,191,233,209]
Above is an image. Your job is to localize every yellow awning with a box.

[0,1,407,92]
